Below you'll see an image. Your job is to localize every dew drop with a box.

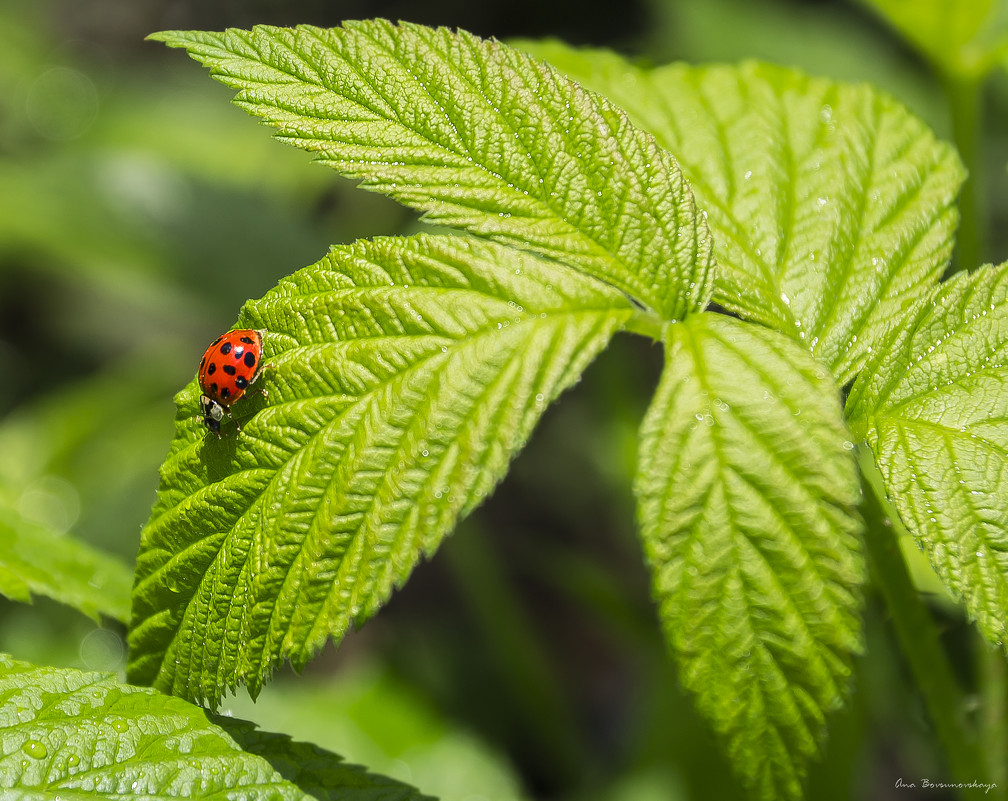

[22,740,47,759]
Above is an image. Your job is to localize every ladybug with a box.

[197,328,267,437]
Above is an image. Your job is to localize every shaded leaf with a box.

[858,0,1008,78]
[635,313,864,800]
[0,513,131,623]
[222,662,526,801]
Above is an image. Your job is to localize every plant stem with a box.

[624,307,668,342]
[979,642,1008,794]
[857,447,989,786]
[943,72,984,273]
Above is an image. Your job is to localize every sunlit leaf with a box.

[150,21,714,321]
[636,313,863,800]
[523,46,964,384]
[847,262,1008,646]
[0,653,429,800]
[129,234,632,704]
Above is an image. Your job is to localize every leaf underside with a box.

[847,262,1008,646]
[150,21,714,321]
[635,313,864,801]
[523,45,965,385]
[0,653,428,800]
[128,234,632,704]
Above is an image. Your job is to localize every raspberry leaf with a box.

[635,313,864,801]
[858,0,1008,78]
[0,653,428,800]
[128,234,632,704]
[847,262,1008,647]
[523,45,965,384]
[149,21,713,322]
[0,515,131,623]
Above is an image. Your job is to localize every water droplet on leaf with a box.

[22,740,47,759]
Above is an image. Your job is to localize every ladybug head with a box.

[200,393,225,437]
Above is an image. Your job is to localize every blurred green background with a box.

[1,0,1004,799]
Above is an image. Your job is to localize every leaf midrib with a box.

[889,423,1007,633]
[679,324,842,740]
[812,117,951,374]
[155,305,621,695]
[208,23,678,311]
[252,307,616,672]
[648,70,793,328]
[150,276,625,526]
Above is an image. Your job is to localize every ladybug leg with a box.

[223,404,244,433]
[252,362,275,399]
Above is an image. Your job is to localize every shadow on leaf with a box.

[215,714,437,801]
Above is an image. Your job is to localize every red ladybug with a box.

[197,328,267,437]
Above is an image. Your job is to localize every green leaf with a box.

[0,514,132,623]
[847,263,1008,646]
[858,0,1008,78]
[149,21,714,321]
[0,653,430,800]
[635,313,864,801]
[128,233,632,705]
[521,46,965,385]
[0,354,185,625]
[223,663,526,801]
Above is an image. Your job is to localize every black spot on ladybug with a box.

[221,387,231,399]
[220,342,232,355]
[207,362,216,376]
[211,382,219,395]
[223,364,237,376]
[240,336,253,344]
[200,356,206,370]
[212,335,224,345]
[235,376,248,390]
[244,351,256,367]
